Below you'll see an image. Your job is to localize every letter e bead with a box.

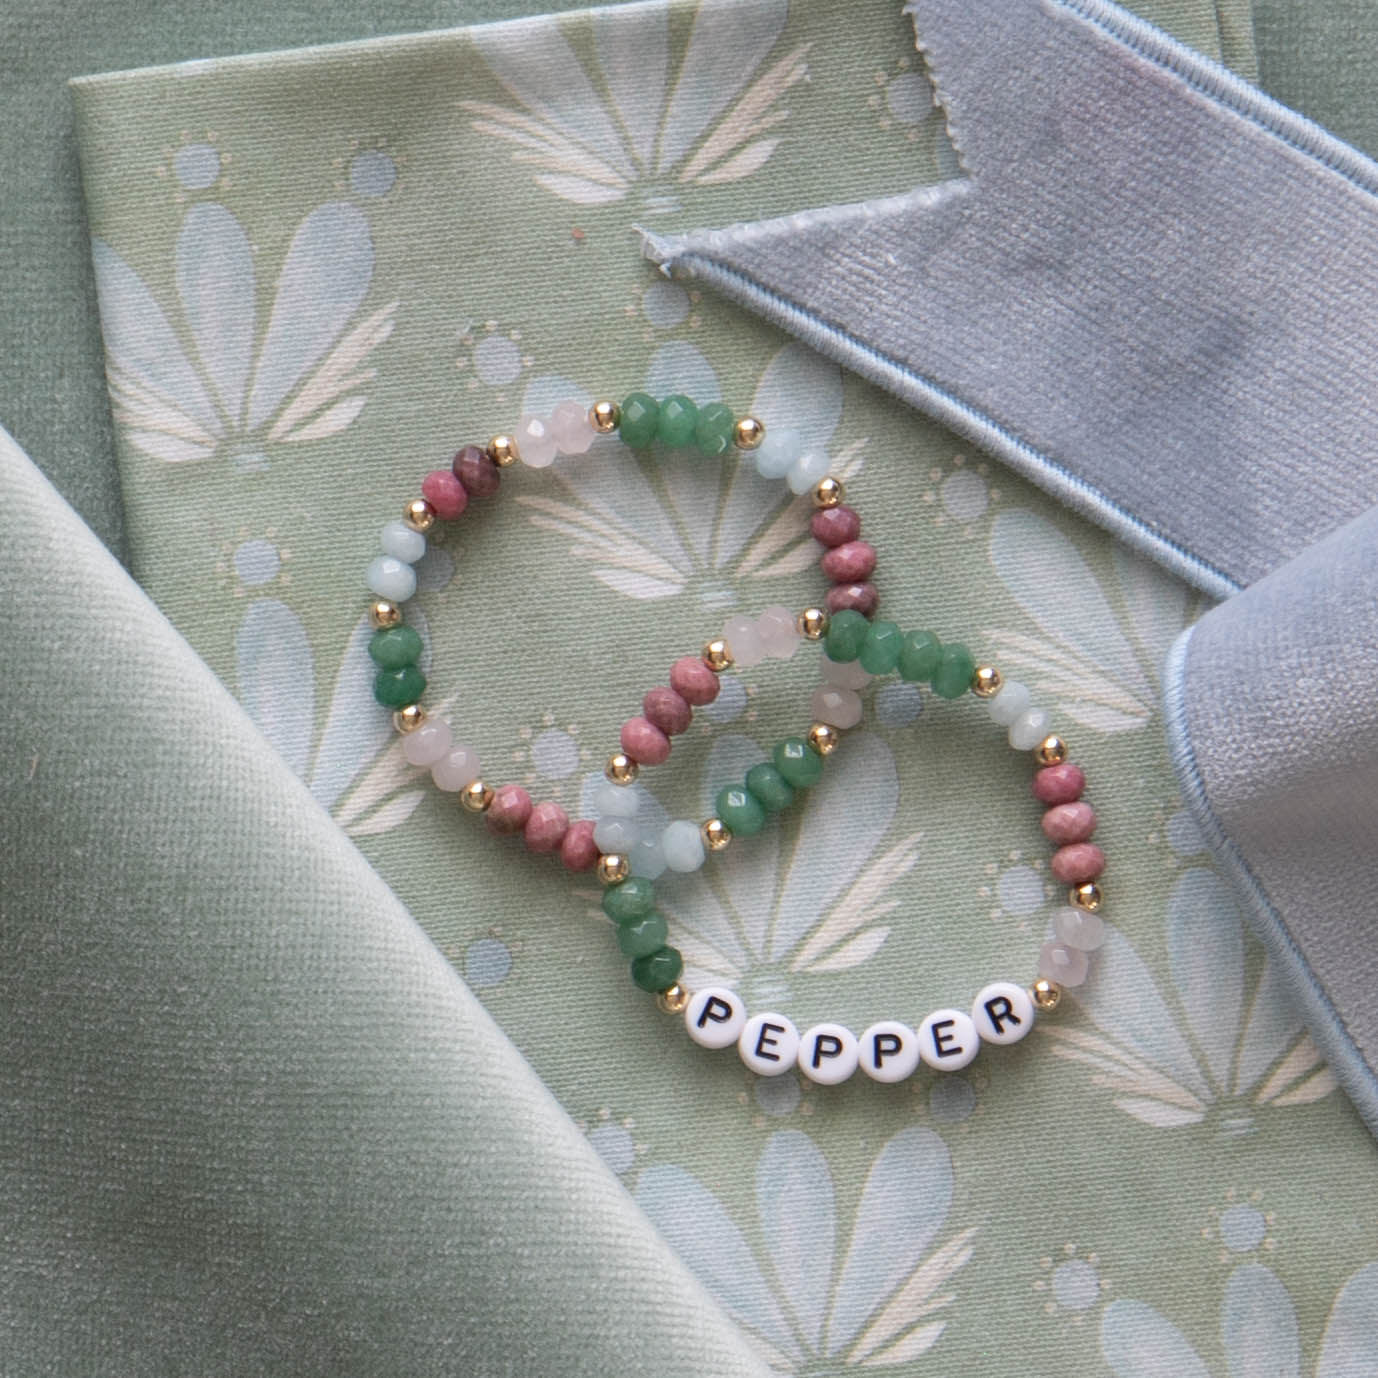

[685,986,746,1050]
[739,1012,800,1076]
[917,1009,979,1071]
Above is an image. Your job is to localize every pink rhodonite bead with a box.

[1050,842,1106,885]
[1042,801,1097,845]
[643,686,692,736]
[486,784,533,835]
[669,655,720,706]
[621,716,671,765]
[821,540,878,584]
[810,505,861,548]
[825,582,879,616]
[560,819,599,871]
[1032,762,1086,805]
[452,444,500,498]
[524,801,569,853]
[421,468,468,520]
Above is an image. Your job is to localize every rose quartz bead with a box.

[621,716,671,766]
[810,684,864,729]
[821,540,877,584]
[1042,801,1097,845]
[1039,940,1090,987]
[1050,842,1106,885]
[643,686,692,736]
[669,655,720,706]
[452,444,500,498]
[486,784,533,836]
[1032,762,1086,805]
[421,468,468,520]
[560,819,599,871]
[825,582,879,616]
[811,505,861,548]
[524,801,569,853]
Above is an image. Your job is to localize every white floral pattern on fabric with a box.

[462,0,809,212]
[636,1127,975,1371]
[92,201,395,469]
[1042,867,1336,1132]
[1100,1262,1378,1377]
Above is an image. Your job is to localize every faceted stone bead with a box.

[988,679,1032,727]
[1042,801,1097,844]
[811,505,861,548]
[643,686,692,736]
[486,784,533,835]
[656,394,698,448]
[621,716,671,765]
[1052,904,1106,951]
[717,784,766,837]
[970,981,1036,1045]
[797,1023,860,1085]
[787,448,832,495]
[932,643,975,699]
[560,819,599,871]
[1009,706,1053,751]
[549,399,595,455]
[379,519,426,564]
[756,605,800,660]
[421,468,468,519]
[752,425,800,480]
[694,402,736,457]
[592,779,641,818]
[723,614,766,669]
[431,744,481,791]
[593,814,640,854]
[821,656,870,690]
[898,630,942,682]
[402,717,452,767]
[517,414,557,468]
[1032,762,1087,805]
[452,444,501,497]
[661,819,706,872]
[368,625,423,669]
[628,835,667,879]
[619,392,660,448]
[617,912,668,958]
[631,945,683,993]
[917,1008,980,1071]
[524,801,569,853]
[366,555,416,604]
[824,607,869,662]
[774,737,823,788]
[825,582,878,616]
[738,1012,800,1076]
[810,684,863,729]
[821,540,877,584]
[859,1021,921,1083]
[685,986,747,1049]
[669,655,720,705]
[745,762,794,813]
[859,619,903,675]
[602,875,657,924]
[1050,842,1106,885]
[1039,940,1090,987]
[373,665,426,708]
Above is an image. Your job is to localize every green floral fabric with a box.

[70,0,1378,1373]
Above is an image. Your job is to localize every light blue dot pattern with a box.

[349,150,397,198]
[173,143,220,190]
[875,682,923,726]
[233,538,280,586]
[465,938,512,988]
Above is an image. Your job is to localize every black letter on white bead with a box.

[797,1023,859,1085]
[971,981,1036,1047]
[739,1012,799,1076]
[685,986,746,1050]
[918,1009,979,1070]
[859,1021,919,1083]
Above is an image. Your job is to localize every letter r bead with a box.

[971,981,1036,1046]
[685,986,747,1050]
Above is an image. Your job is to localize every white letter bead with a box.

[739,1012,800,1076]
[685,986,747,1049]
[366,555,417,603]
[917,1009,980,1070]
[859,1021,920,1083]
[380,519,427,563]
[987,679,1031,727]
[971,981,1036,1045]
[1008,706,1052,751]
[797,1023,859,1085]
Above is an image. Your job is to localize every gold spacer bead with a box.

[807,722,840,756]
[370,599,403,629]
[733,416,765,450]
[393,703,426,733]
[488,434,519,467]
[703,638,734,673]
[657,982,691,1015]
[796,606,830,641]
[589,399,621,434]
[971,665,1003,698]
[606,752,639,785]
[1031,978,1063,1012]
[701,817,732,852]
[597,853,631,886]
[460,779,494,813]
[1034,734,1068,767]
[404,498,437,532]
[812,476,845,509]
[1070,881,1102,912]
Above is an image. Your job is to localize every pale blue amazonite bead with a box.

[629,835,667,879]
[661,819,706,872]
[594,814,640,853]
[753,425,800,479]
[786,448,832,495]
[379,519,426,563]
[593,780,640,818]
[366,555,416,603]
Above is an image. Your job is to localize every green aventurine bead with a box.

[657,394,699,448]
[694,402,736,456]
[859,619,903,675]
[631,945,683,993]
[619,392,660,448]
[932,643,976,699]
[602,875,657,923]
[773,737,823,788]
[745,762,794,813]
[373,664,426,708]
[617,912,668,958]
[717,784,766,837]
[899,630,942,682]
[824,607,869,662]
[368,624,423,670]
